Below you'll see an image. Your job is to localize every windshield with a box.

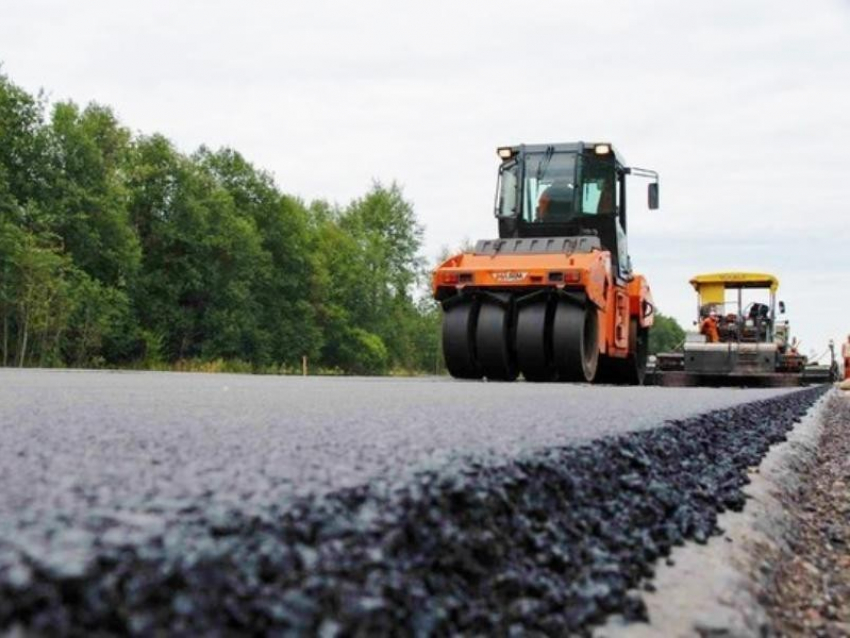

[497,151,615,224]
[523,151,577,223]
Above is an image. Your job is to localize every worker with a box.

[537,182,575,221]
[537,190,552,220]
[843,334,850,380]
[700,309,720,343]
[789,337,800,355]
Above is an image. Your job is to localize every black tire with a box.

[629,320,649,385]
[598,319,649,385]
[442,299,482,379]
[516,300,556,382]
[618,319,649,385]
[476,300,518,381]
[552,302,599,382]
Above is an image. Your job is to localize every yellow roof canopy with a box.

[689,272,780,293]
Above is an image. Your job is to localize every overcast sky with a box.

[2,0,849,358]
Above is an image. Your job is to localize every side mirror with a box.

[778,301,786,314]
[648,183,659,210]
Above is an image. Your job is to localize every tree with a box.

[0,72,54,220]
[196,148,321,366]
[341,183,424,299]
[64,272,131,367]
[2,223,75,367]
[309,212,374,371]
[0,69,443,375]
[649,312,686,355]
[336,183,426,371]
[47,101,141,287]
[0,219,22,366]
[127,134,209,361]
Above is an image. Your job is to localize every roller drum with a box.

[552,302,599,382]
[516,300,556,382]
[442,299,482,379]
[476,300,518,381]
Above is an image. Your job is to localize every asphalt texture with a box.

[0,370,824,635]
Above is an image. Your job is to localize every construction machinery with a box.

[654,272,837,386]
[432,142,659,383]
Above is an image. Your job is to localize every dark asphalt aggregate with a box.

[0,370,822,635]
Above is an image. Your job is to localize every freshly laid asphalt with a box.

[0,369,806,634]
[0,370,792,513]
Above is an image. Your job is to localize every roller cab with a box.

[433,142,659,383]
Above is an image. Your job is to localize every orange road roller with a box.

[433,142,659,383]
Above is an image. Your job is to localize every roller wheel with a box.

[476,300,518,381]
[442,299,482,379]
[516,300,556,382]
[552,302,599,382]
[627,320,649,385]
[599,319,649,385]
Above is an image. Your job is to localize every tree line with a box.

[0,71,441,374]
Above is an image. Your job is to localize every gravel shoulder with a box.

[761,390,850,636]
[597,388,850,638]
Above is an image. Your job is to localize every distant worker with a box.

[789,337,800,355]
[700,308,720,343]
[843,334,850,380]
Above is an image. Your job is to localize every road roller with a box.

[433,142,660,383]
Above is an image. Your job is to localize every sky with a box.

[2,0,849,358]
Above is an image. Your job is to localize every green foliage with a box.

[64,272,131,367]
[48,101,140,287]
[337,328,389,375]
[196,148,321,366]
[0,73,53,215]
[0,71,441,374]
[0,221,75,367]
[649,311,686,355]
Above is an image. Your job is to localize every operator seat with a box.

[749,303,769,320]
[748,303,771,341]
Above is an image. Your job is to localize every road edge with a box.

[595,390,834,638]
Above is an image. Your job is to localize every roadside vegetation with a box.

[0,71,441,375]
[649,312,686,355]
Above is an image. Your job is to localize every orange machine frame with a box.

[433,248,654,359]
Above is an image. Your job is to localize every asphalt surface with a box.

[1,369,793,507]
[0,370,811,635]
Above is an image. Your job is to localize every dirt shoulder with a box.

[761,391,850,636]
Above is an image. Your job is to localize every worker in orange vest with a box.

[700,309,720,343]
[843,335,850,380]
